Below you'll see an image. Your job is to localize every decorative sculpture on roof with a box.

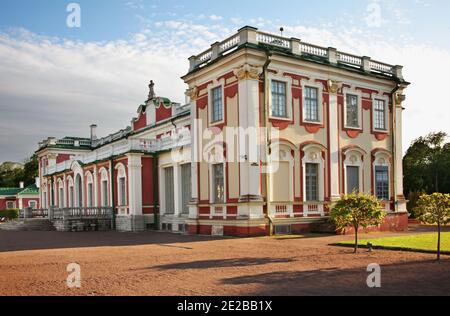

[147,80,155,101]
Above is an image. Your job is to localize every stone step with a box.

[0,219,56,231]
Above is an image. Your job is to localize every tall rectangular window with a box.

[271,80,287,118]
[69,187,74,207]
[374,99,387,130]
[102,180,108,207]
[181,164,191,214]
[305,163,319,201]
[211,86,223,122]
[164,167,175,214]
[346,94,359,128]
[87,183,93,207]
[346,166,360,194]
[59,188,64,208]
[119,178,126,206]
[304,86,319,122]
[213,164,224,204]
[375,166,389,200]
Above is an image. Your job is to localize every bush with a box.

[0,209,19,221]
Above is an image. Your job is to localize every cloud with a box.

[0,19,449,162]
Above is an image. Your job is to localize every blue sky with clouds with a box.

[0,0,449,162]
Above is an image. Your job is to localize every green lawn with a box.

[336,232,450,255]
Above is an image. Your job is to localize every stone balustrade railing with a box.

[188,26,403,79]
[42,131,191,176]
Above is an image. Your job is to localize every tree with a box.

[331,193,386,253]
[403,132,450,197]
[414,193,450,261]
[0,156,38,187]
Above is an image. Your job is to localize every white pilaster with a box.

[189,97,199,220]
[328,85,340,200]
[395,96,407,212]
[127,153,143,216]
[174,163,181,216]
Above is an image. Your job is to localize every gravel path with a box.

[0,230,449,296]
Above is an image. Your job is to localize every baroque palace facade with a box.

[36,26,409,236]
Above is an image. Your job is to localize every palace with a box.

[35,26,409,236]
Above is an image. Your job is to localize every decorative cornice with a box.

[233,63,262,81]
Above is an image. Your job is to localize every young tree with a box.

[414,193,450,261]
[331,193,386,253]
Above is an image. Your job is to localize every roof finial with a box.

[147,80,155,101]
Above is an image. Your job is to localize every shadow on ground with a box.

[220,259,450,296]
[0,230,222,252]
[148,257,297,271]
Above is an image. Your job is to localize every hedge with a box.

[0,209,19,220]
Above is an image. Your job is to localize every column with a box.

[127,153,143,216]
[328,80,340,200]
[173,163,181,216]
[394,92,407,213]
[187,88,199,220]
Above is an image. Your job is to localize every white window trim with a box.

[6,201,16,209]
[209,161,227,219]
[268,73,293,122]
[57,179,65,208]
[372,151,392,204]
[99,167,109,207]
[301,79,324,125]
[115,163,127,213]
[208,80,226,127]
[372,94,390,133]
[343,87,363,130]
[159,163,177,216]
[67,176,74,208]
[268,146,294,217]
[302,144,325,216]
[85,171,94,207]
[343,149,365,194]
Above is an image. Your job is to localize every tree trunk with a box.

[437,222,441,261]
[354,226,359,253]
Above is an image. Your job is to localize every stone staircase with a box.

[0,219,56,231]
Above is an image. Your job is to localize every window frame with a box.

[208,84,225,126]
[372,94,390,133]
[305,163,319,202]
[268,75,293,122]
[211,163,225,205]
[343,88,363,130]
[271,80,288,119]
[372,151,391,202]
[301,79,323,125]
[6,201,15,209]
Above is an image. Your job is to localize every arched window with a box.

[343,147,366,194]
[302,144,326,216]
[99,168,109,207]
[116,163,127,209]
[67,176,74,208]
[85,171,94,207]
[372,150,392,203]
[75,174,83,207]
[57,179,64,208]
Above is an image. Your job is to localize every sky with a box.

[0,0,449,163]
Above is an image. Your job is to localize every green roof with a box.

[0,184,39,197]
[0,188,23,196]
[17,184,39,196]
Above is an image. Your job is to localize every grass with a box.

[335,232,450,255]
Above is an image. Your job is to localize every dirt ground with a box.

[0,229,449,296]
